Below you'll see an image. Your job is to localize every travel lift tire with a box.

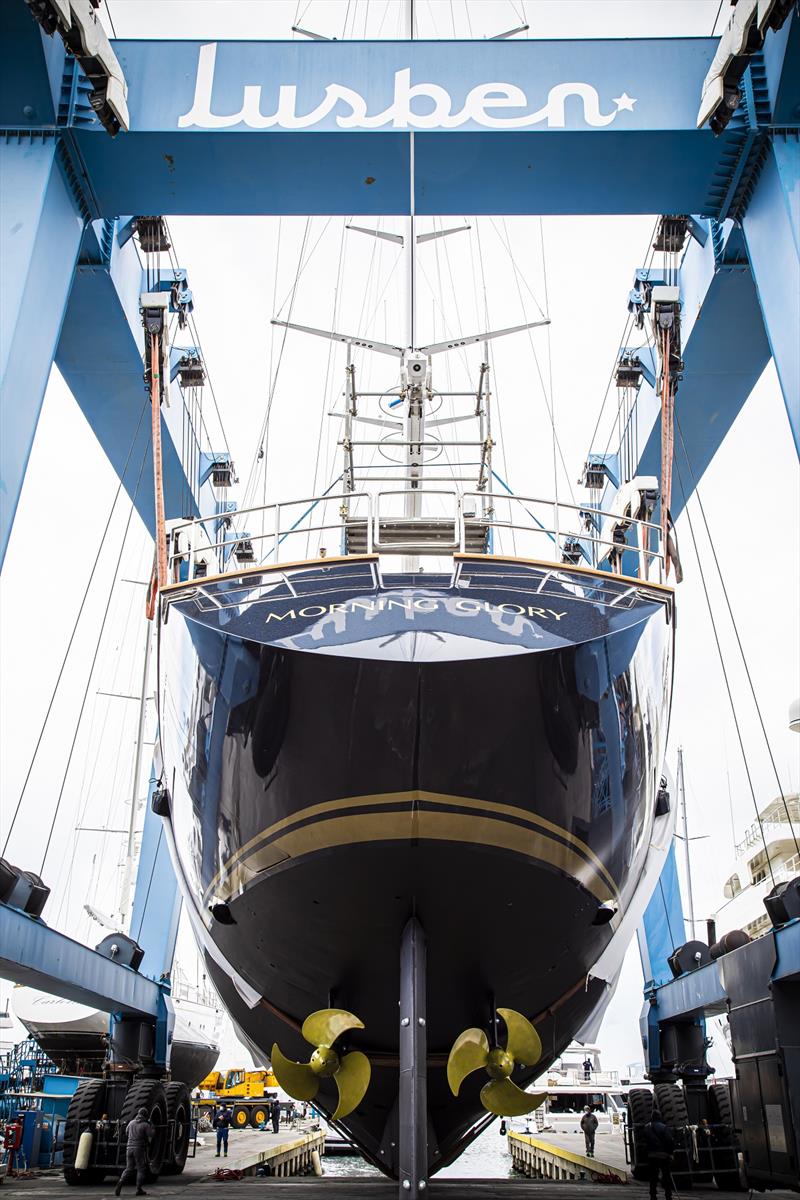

[118,1077,169,1183]
[627,1087,654,1182]
[706,1081,744,1191]
[63,1077,108,1187]
[162,1081,192,1175]
[654,1082,699,1187]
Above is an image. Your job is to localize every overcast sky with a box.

[2,0,798,1079]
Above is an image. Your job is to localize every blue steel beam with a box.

[0,900,162,1017]
[54,224,203,533]
[741,138,800,450]
[644,918,800,1023]
[0,135,85,566]
[67,36,747,217]
[646,960,728,1022]
[0,3,59,127]
[619,222,774,522]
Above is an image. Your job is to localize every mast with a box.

[678,746,696,940]
[403,0,421,570]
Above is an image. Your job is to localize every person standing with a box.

[581,1106,598,1158]
[644,1109,675,1200]
[114,1106,154,1197]
[213,1105,232,1158]
[583,1057,593,1081]
[270,1098,281,1134]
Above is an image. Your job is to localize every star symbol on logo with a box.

[612,93,637,112]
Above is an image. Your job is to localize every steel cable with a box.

[673,454,777,886]
[1,398,148,859]
[675,415,799,854]
[37,437,151,877]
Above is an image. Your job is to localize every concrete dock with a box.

[508,1131,628,1183]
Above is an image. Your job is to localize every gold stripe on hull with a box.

[205,792,619,906]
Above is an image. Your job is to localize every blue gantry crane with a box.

[0,0,798,1192]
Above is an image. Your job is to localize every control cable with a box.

[673,453,777,885]
[38,437,151,878]
[675,415,799,854]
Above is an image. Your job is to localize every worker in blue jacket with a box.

[213,1105,232,1157]
[644,1110,675,1200]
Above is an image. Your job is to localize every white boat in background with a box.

[13,974,221,1089]
[528,1043,647,1135]
[715,794,800,941]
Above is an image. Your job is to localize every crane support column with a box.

[741,139,800,452]
[0,136,84,566]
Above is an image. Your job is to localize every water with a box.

[322,1123,518,1180]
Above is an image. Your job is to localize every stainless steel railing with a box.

[166,488,666,585]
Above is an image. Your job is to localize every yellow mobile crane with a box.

[195,1068,280,1128]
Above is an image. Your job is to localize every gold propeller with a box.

[447,1007,546,1117]
[271,1008,371,1120]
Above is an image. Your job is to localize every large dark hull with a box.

[157,554,673,1174]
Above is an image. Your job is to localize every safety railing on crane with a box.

[166,488,666,587]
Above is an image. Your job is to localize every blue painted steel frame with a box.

[1,0,798,1022]
[640,918,800,1076]
[0,900,163,1017]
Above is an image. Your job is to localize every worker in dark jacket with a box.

[580,1106,599,1157]
[213,1105,232,1157]
[114,1107,154,1197]
[270,1097,281,1134]
[644,1109,675,1200]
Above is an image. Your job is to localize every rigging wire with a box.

[103,0,117,38]
[583,217,660,466]
[492,216,575,505]
[672,455,777,886]
[539,217,561,513]
[474,221,517,556]
[38,437,151,878]
[712,1,726,36]
[53,553,147,926]
[162,223,234,467]
[240,217,312,513]
[1,397,149,858]
[306,218,349,556]
[674,416,799,854]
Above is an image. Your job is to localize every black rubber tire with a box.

[63,1077,107,1186]
[627,1088,654,1182]
[707,1082,743,1191]
[162,1081,191,1175]
[118,1076,168,1183]
[232,1103,251,1129]
[654,1083,695,1188]
[250,1104,269,1128]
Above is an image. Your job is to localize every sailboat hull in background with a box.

[13,989,220,1088]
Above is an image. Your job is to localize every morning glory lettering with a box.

[262,599,568,622]
[179,43,637,131]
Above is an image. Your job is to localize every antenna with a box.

[489,25,530,40]
[347,225,404,245]
[291,26,334,41]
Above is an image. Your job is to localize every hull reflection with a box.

[157,555,673,1174]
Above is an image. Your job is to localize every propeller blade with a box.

[497,1008,542,1067]
[480,1078,547,1117]
[332,1050,371,1119]
[446,1027,490,1096]
[302,1008,365,1047]
[270,1044,320,1102]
